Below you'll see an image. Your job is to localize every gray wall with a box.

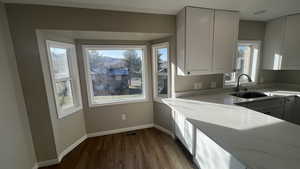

[6,3,175,161]
[76,39,154,133]
[36,30,87,157]
[276,70,300,84]
[0,2,37,169]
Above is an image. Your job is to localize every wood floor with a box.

[41,128,197,169]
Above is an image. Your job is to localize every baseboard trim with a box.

[58,135,87,162]
[87,124,154,138]
[37,158,59,168]
[154,124,175,138]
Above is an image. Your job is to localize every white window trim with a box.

[152,42,171,103]
[82,45,149,107]
[45,40,82,118]
[224,40,261,88]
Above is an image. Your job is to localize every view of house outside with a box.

[87,49,144,102]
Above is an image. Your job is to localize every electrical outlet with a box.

[210,81,217,88]
[122,114,127,120]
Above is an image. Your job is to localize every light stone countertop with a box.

[163,85,300,169]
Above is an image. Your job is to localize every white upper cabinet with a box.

[185,7,214,75]
[177,7,239,76]
[262,14,300,70]
[213,10,239,73]
[284,14,300,70]
[177,7,214,75]
[262,17,286,70]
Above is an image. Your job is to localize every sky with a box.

[93,49,143,59]
[157,48,168,61]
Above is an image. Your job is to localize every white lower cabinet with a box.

[174,110,195,155]
[174,111,247,169]
[194,129,246,169]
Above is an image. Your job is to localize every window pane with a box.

[236,45,251,82]
[156,48,168,73]
[155,47,168,98]
[225,42,260,85]
[158,74,168,97]
[87,48,144,103]
[50,47,70,79]
[56,80,74,109]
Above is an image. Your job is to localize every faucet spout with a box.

[235,74,252,92]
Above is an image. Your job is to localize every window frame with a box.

[82,45,149,107]
[224,40,261,88]
[45,40,82,118]
[152,42,171,103]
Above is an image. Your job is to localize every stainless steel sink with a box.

[231,91,268,99]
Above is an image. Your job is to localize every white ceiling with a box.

[3,0,300,21]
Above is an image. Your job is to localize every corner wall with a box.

[0,2,37,169]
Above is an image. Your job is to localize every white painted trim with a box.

[154,124,175,138]
[87,124,154,138]
[45,40,83,119]
[36,135,88,168]
[81,45,149,107]
[152,42,171,102]
[57,135,87,162]
[32,163,38,169]
[37,159,59,168]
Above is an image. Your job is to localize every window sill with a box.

[154,97,169,104]
[89,98,149,107]
[58,106,82,119]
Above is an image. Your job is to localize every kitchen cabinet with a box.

[262,17,286,70]
[284,96,300,125]
[284,15,300,69]
[176,7,239,75]
[239,98,285,119]
[194,129,247,169]
[174,110,195,155]
[262,14,300,70]
[213,10,239,73]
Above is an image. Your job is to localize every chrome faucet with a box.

[235,74,252,92]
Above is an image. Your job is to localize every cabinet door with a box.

[284,14,300,70]
[194,129,246,169]
[186,7,214,75]
[284,96,300,125]
[174,111,194,155]
[213,10,239,73]
[262,17,286,70]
